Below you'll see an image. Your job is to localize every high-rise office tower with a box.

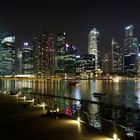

[0,36,15,75]
[88,28,100,70]
[22,43,33,74]
[55,32,66,74]
[33,31,55,76]
[46,33,56,75]
[64,44,77,74]
[124,25,138,55]
[111,39,123,73]
[123,25,139,73]
[125,25,133,37]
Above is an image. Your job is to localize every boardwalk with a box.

[0,94,112,140]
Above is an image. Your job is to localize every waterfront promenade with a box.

[0,94,112,140]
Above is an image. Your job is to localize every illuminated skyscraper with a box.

[111,39,123,73]
[125,25,133,37]
[64,44,77,74]
[0,36,15,75]
[55,32,66,74]
[33,31,55,76]
[88,28,100,70]
[123,25,139,73]
[124,25,138,55]
[22,43,33,74]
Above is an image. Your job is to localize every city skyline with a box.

[0,0,140,55]
[1,1,140,139]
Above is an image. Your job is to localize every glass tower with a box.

[124,25,138,55]
[22,43,33,74]
[123,25,139,73]
[88,28,100,70]
[55,32,66,74]
[64,44,77,75]
[111,39,123,73]
[33,31,55,76]
[0,36,15,75]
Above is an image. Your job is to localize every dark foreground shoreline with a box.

[0,94,111,140]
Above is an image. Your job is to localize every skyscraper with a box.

[64,44,77,75]
[88,28,100,70]
[55,32,66,74]
[125,25,133,37]
[111,39,123,73]
[0,36,15,75]
[123,25,139,74]
[22,43,33,74]
[124,25,138,55]
[33,31,55,76]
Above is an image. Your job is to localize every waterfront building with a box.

[64,44,77,76]
[33,31,55,77]
[22,43,33,74]
[88,28,100,70]
[123,25,139,74]
[45,33,56,75]
[75,54,95,79]
[0,36,15,75]
[55,32,66,75]
[111,39,123,73]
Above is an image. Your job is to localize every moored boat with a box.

[68,80,79,86]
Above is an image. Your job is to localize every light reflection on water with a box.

[1,79,140,108]
[1,79,140,131]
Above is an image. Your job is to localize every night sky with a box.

[0,0,140,56]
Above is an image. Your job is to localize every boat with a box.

[68,80,79,86]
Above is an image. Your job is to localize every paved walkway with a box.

[0,94,112,140]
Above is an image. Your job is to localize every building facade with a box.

[111,39,123,73]
[33,31,55,77]
[123,25,139,74]
[55,32,66,75]
[0,36,15,75]
[75,54,95,79]
[22,43,33,74]
[88,28,100,70]
[64,44,77,76]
